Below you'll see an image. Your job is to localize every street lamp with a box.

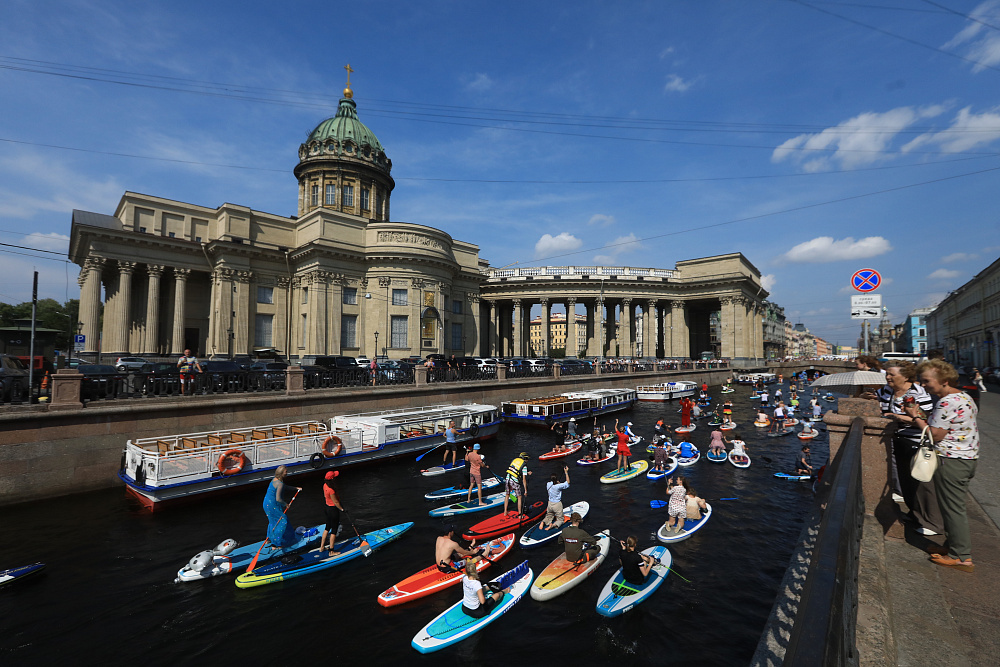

[374,331,379,360]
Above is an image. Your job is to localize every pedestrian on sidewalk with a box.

[972,368,987,393]
[905,359,979,572]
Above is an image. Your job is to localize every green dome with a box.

[307,98,383,152]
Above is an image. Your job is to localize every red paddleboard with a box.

[462,501,546,541]
[538,443,583,460]
[376,533,515,607]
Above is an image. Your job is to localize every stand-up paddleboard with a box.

[429,492,506,517]
[411,560,533,654]
[235,522,412,589]
[783,419,800,427]
[595,546,671,617]
[774,472,812,481]
[749,394,761,400]
[538,442,583,461]
[576,448,615,466]
[0,562,45,587]
[424,477,501,501]
[676,446,701,467]
[378,533,515,608]
[646,457,678,481]
[656,503,713,544]
[753,420,770,427]
[797,430,818,440]
[720,388,735,393]
[421,460,467,476]
[675,424,696,434]
[175,525,324,583]
[706,449,727,463]
[728,449,751,469]
[822,394,836,402]
[599,460,648,484]
[519,501,590,548]
[767,428,794,437]
[462,501,547,541]
[719,423,738,431]
[707,419,723,427]
[530,531,610,601]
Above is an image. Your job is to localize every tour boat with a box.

[500,389,636,426]
[635,381,698,402]
[118,403,500,510]
[736,373,777,385]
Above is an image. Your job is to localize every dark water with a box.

[0,386,830,666]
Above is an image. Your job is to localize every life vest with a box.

[506,457,526,483]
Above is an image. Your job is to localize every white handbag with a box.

[910,426,938,483]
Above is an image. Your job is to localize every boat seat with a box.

[181,437,199,450]
[157,440,173,455]
[229,432,249,443]
[308,423,323,433]
[290,425,306,435]
[250,429,269,441]
[272,427,288,438]
[208,435,227,447]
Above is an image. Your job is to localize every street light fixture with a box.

[374,331,379,359]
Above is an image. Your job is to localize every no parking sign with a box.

[851,269,881,293]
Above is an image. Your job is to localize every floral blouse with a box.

[928,391,979,460]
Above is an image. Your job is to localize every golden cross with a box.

[344,63,354,86]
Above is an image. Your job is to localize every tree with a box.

[0,299,80,352]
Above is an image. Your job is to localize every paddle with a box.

[342,508,372,556]
[650,498,737,509]
[247,488,300,573]
[416,441,448,462]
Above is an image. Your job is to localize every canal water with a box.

[0,385,832,665]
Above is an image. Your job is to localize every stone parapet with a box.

[285,366,305,396]
[48,369,83,411]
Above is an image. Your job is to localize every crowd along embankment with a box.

[0,367,743,508]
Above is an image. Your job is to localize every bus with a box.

[880,352,925,364]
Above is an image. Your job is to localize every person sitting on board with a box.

[436,525,481,574]
[619,535,656,584]
[559,512,601,563]
[801,421,816,437]
[319,470,344,555]
[709,428,726,456]
[653,418,668,442]
[441,420,459,469]
[691,402,702,419]
[614,419,632,472]
[730,438,749,463]
[652,437,670,472]
[466,443,485,505]
[263,465,302,548]
[796,446,814,476]
[665,477,688,533]
[678,440,696,460]
[502,453,531,517]
[810,397,821,421]
[684,483,708,529]
[625,421,641,446]
[722,399,734,425]
[756,409,770,425]
[540,466,571,531]
[461,559,508,619]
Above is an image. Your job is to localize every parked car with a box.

[301,355,360,370]
[139,362,181,395]
[115,356,149,372]
[356,356,371,367]
[474,357,498,368]
[0,354,29,402]
[400,355,424,365]
[250,362,288,388]
[200,360,244,393]
[78,364,124,400]
[524,358,553,373]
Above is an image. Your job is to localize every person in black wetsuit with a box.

[619,535,655,585]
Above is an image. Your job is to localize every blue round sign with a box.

[851,268,881,292]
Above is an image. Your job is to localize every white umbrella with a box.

[809,370,886,396]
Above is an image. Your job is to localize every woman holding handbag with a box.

[877,362,943,536]
[904,359,979,572]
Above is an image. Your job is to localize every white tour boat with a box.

[635,380,698,402]
[736,372,777,385]
[500,388,636,426]
[118,404,500,510]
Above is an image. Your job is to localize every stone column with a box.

[274,277,289,356]
[670,300,689,359]
[720,296,736,359]
[585,300,596,357]
[143,265,164,355]
[411,278,424,356]
[171,268,190,354]
[540,298,550,357]
[596,298,606,357]
[733,296,748,359]
[622,298,633,357]
[329,274,343,353]
[566,298,577,357]
[645,300,657,359]
[512,299,523,357]
[235,271,252,355]
[78,257,104,355]
[469,293,481,355]
[111,261,135,355]
[488,300,498,356]
[310,272,328,354]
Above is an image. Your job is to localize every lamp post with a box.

[374,331,379,360]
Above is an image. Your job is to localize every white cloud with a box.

[588,214,616,227]
[465,73,494,92]
[593,233,641,264]
[761,274,777,291]
[941,252,978,263]
[659,46,675,59]
[782,236,893,263]
[944,1,1000,73]
[928,268,960,280]
[771,105,946,171]
[534,232,582,258]
[23,232,70,252]
[0,152,123,219]
[902,106,1000,154]
[664,74,693,93]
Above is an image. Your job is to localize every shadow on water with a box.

[0,385,828,665]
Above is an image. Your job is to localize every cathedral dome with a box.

[306,98,383,152]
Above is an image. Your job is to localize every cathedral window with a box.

[361,188,370,210]
[343,184,354,207]
[325,183,336,206]
[310,184,319,207]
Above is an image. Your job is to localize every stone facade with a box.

[925,255,1000,368]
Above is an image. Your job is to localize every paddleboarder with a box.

[619,536,655,584]
[466,444,485,505]
[502,453,531,517]
[653,418,668,443]
[540,466,570,531]
[760,388,770,407]
[664,477,687,534]
[442,420,459,469]
[319,470,344,555]
[436,526,481,574]
[651,437,670,473]
[680,398,692,428]
[730,437,749,464]
[263,466,301,548]
[722,399,733,425]
[709,428,725,457]
[559,512,601,563]
[461,559,508,619]
[614,419,632,473]
[810,396,821,421]
[796,445,813,476]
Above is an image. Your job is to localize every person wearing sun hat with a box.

[319,470,343,554]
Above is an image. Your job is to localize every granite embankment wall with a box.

[0,368,739,507]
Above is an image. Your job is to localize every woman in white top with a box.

[729,438,749,463]
[461,559,507,618]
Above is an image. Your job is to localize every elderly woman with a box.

[877,362,943,536]
[904,360,979,572]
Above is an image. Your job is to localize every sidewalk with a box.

[885,387,1000,667]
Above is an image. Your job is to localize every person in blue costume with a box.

[679,440,696,459]
[263,465,301,548]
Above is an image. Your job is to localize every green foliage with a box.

[0,298,80,351]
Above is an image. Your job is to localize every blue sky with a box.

[2,0,999,347]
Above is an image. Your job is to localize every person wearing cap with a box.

[319,470,343,555]
[435,525,481,574]
[624,420,641,446]
[465,443,486,505]
[502,452,531,517]
[567,417,578,439]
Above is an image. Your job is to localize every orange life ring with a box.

[322,435,343,458]
[217,449,246,475]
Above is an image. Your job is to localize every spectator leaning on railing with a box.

[904,359,979,573]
